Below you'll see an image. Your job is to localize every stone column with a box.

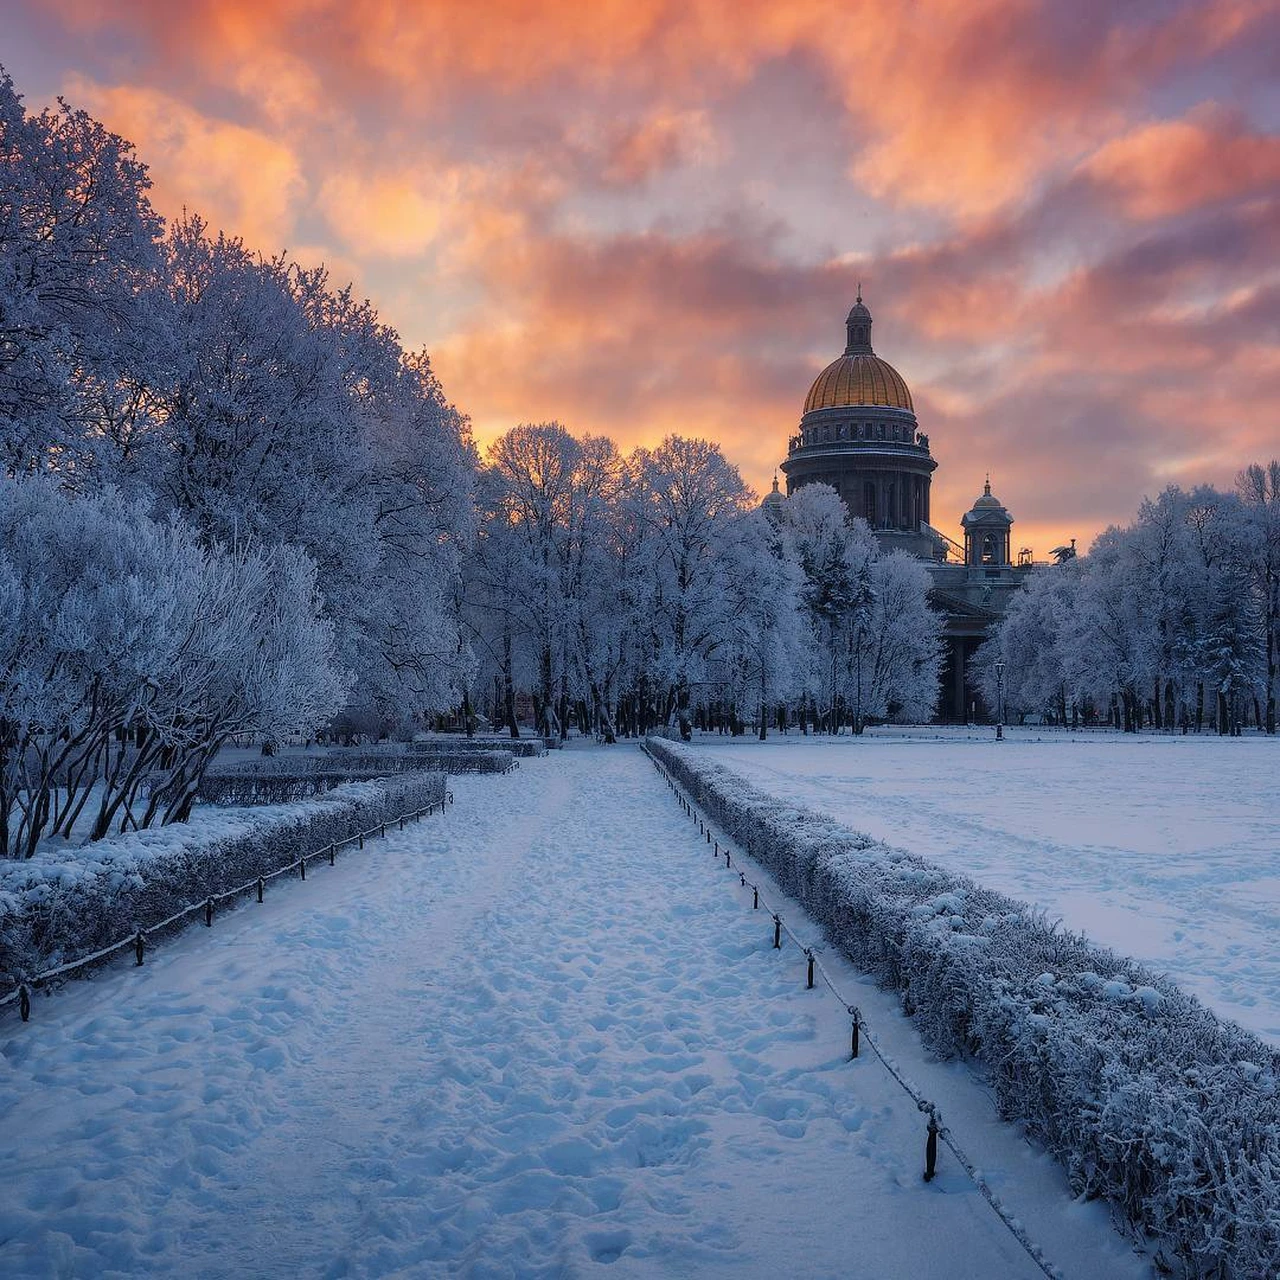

[952,637,966,720]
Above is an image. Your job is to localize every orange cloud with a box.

[47,0,1278,219]
[25,0,1280,560]
[1082,104,1280,220]
[319,169,455,258]
[67,77,305,248]
[595,109,720,188]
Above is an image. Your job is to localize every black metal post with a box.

[134,931,146,966]
[257,877,265,903]
[924,1111,939,1182]
[773,915,782,949]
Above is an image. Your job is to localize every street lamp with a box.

[995,659,1005,742]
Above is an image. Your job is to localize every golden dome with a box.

[803,353,914,414]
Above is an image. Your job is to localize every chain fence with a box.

[642,742,1062,1280]
[0,791,454,1024]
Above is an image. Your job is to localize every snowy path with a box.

[0,748,1145,1278]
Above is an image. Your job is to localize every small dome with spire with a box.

[961,476,1014,567]
[844,286,873,354]
[969,476,1008,513]
[761,472,786,521]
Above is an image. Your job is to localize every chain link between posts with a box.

[642,743,1062,1280]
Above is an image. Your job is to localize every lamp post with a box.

[995,659,1005,742]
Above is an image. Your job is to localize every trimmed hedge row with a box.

[340,747,520,774]
[0,771,446,985]
[646,737,1280,1279]
[406,738,547,759]
[404,751,514,775]
[198,751,516,805]
[197,771,402,805]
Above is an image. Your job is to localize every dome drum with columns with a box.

[780,294,940,560]
[775,295,1042,721]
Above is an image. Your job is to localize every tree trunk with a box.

[502,627,520,738]
[1267,620,1276,734]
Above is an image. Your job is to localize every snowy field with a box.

[0,747,1146,1278]
[702,727,1280,1043]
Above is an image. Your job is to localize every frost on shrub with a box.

[0,477,350,858]
[0,771,445,983]
[646,737,1280,1280]
[197,751,514,804]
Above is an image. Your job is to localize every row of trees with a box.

[463,424,943,741]
[1,70,473,853]
[0,69,944,856]
[1,72,474,729]
[976,464,1280,733]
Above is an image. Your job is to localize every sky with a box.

[6,0,1279,555]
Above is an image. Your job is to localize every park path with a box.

[0,746,1145,1278]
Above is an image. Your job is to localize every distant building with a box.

[777,295,1038,720]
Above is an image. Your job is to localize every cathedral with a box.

[773,295,1035,721]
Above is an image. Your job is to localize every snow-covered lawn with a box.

[0,747,1145,1278]
[702,727,1280,1043]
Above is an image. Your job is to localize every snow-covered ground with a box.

[702,727,1280,1043]
[0,746,1146,1278]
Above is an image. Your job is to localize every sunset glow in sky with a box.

[8,0,1280,554]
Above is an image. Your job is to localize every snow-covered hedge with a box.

[196,770,388,805]
[407,738,547,759]
[347,747,521,774]
[0,771,446,985]
[400,751,514,775]
[198,751,516,804]
[646,737,1280,1279]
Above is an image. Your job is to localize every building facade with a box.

[778,297,1035,721]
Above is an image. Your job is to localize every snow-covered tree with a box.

[777,484,939,731]
[0,69,168,480]
[0,478,347,857]
[973,559,1082,723]
[1237,461,1280,733]
[630,437,755,738]
[979,473,1277,731]
[719,509,807,739]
